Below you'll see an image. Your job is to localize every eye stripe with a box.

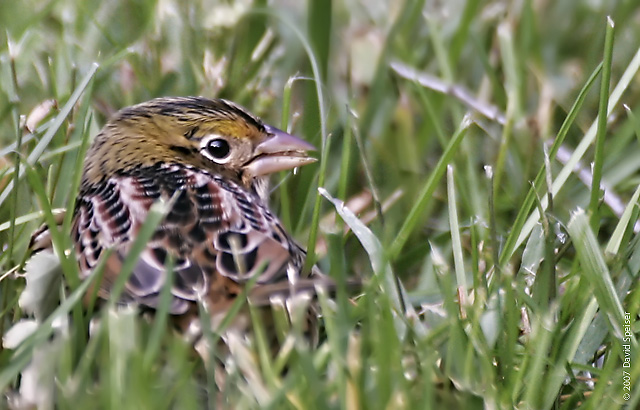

[184,126,199,139]
[170,145,196,156]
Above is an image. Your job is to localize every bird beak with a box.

[245,125,317,177]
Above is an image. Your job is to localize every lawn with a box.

[1,0,639,408]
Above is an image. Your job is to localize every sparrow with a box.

[29,96,334,342]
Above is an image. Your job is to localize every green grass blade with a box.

[567,209,630,342]
[511,45,640,258]
[447,165,467,293]
[389,115,471,260]
[589,17,615,230]
[0,62,99,207]
[605,183,640,255]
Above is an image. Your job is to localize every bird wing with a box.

[72,163,303,314]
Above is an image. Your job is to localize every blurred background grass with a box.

[1,0,640,408]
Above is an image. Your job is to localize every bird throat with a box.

[250,176,270,204]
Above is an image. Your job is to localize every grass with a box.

[1,0,640,408]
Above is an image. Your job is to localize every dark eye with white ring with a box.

[204,138,231,161]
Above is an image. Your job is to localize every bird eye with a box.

[205,138,231,160]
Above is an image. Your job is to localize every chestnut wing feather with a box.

[72,164,302,314]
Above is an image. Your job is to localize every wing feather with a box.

[72,164,302,313]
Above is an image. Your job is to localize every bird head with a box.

[81,97,316,193]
